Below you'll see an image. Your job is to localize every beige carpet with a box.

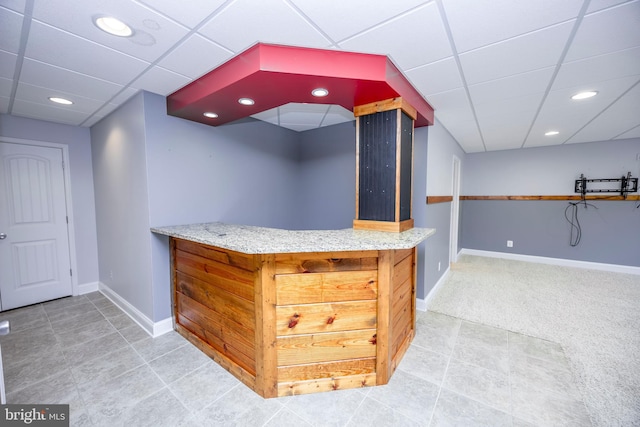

[428,255,640,427]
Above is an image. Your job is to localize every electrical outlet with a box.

[507,240,514,248]
[109,270,114,280]
[438,262,441,271]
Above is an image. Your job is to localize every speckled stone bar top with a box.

[151,222,435,254]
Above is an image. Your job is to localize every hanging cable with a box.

[565,198,598,247]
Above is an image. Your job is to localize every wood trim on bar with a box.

[426,196,453,204]
[353,219,414,233]
[460,195,640,201]
[354,97,418,121]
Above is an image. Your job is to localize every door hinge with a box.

[70,269,73,277]
[66,216,69,224]
[62,160,65,170]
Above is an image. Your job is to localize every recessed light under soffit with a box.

[203,112,218,118]
[311,88,329,97]
[238,98,255,106]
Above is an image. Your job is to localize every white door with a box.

[449,156,461,265]
[0,142,72,311]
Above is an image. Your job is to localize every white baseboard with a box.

[77,281,99,295]
[98,283,173,338]
[416,266,451,312]
[459,249,640,275]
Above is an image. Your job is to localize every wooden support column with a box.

[353,97,416,233]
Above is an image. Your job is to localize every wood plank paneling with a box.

[278,373,376,396]
[276,270,377,305]
[277,358,376,382]
[175,249,254,301]
[277,329,377,366]
[375,250,392,385]
[276,301,377,336]
[176,295,255,365]
[175,272,255,333]
[254,254,278,398]
[175,239,255,271]
[275,253,378,274]
[175,323,256,392]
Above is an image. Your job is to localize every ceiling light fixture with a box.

[545,130,560,136]
[571,91,598,100]
[94,15,133,37]
[311,88,329,97]
[48,97,73,105]
[203,112,218,118]
[238,98,255,106]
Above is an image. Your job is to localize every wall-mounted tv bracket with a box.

[574,172,638,198]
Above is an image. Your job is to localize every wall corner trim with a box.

[459,249,640,275]
[98,283,173,338]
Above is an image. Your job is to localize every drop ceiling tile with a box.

[289,0,428,42]
[280,123,316,132]
[565,1,640,61]
[135,0,227,28]
[32,0,190,63]
[12,99,90,126]
[339,2,451,70]
[479,112,534,151]
[406,57,462,97]
[0,6,23,53]
[441,0,583,53]
[279,103,329,127]
[588,0,634,13]
[0,0,25,13]
[460,21,574,85]
[468,67,554,105]
[615,125,640,139]
[524,76,639,146]
[0,76,12,97]
[0,50,17,78]
[15,82,105,113]
[198,0,332,53]
[158,33,232,79]
[20,58,124,100]
[475,94,541,124]
[566,81,640,143]
[92,102,122,118]
[321,105,354,127]
[83,114,106,127]
[109,87,139,105]
[25,21,150,85]
[427,88,475,123]
[0,96,9,113]
[554,46,640,90]
[443,120,484,153]
[251,108,280,126]
[131,65,190,96]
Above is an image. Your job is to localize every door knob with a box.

[0,233,6,240]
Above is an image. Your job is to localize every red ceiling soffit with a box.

[166,43,435,128]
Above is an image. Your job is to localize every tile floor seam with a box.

[425,319,460,427]
[341,388,370,427]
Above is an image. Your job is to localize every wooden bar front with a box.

[170,237,417,398]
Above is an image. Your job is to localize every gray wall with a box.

[423,120,466,297]
[142,92,301,320]
[0,114,99,288]
[461,138,640,267]
[91,92,304,322]
[90,93,155,319]
[297,121,356,230]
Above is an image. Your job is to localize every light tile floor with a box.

[0,292,592,426]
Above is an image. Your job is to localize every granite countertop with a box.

[151,222,435,254]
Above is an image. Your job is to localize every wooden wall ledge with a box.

[426,195,640,204]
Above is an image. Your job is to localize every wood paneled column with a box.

[353,98,416,233]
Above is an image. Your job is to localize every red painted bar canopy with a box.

[166,43,435,128]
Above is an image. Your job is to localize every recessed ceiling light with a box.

[48,97,73,105]
[203,112,218,118]
[94,15,133,37]
[571,91,598,100]
[545,130,560,136]
[311,88,329,97]
[238,98,255,106]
